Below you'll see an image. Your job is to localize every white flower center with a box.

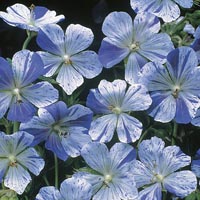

[63,55,72,65]
[52,124,69,137]
[8,155,17,167]
[129,42,140,52]
[12,88,23,103]
[172,85,181,98]
[108,105,122,115]
[104,174,112,184]
[155,174,164,183]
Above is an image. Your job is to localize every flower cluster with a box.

[0,0,200,200]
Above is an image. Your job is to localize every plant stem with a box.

[42,175,50,186]
[22,31,36,50]
[54,154,59,189]
[13,121,19,133]
[137,125,152,148]
[171,121,178,145]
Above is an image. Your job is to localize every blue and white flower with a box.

[0,3,65,31]
[20,101,92,161]
[0,131,45,194]
[36,24,103,95]
[130,136,197,200]
[139,46,200,124]
[36,177,92,200]
[130,0,193,22]
[86,79,152,143]
[98,11,174,84]
[74,142,138,200]
[0,50,58,122]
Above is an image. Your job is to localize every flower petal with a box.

[117,113,142,143]
[37,24,65,55]
[0,159,9,182]
[65,24,94,55]
[71,51,102,78]
[0,93,12,119]
[102,11,133,47]
[60,177,92,200]
[56,65,84,95]
[191,108,200,126]
[36,186,62,200]
[81,142,111,174]
[191,159,200,178]
[163,171,197,198]
[17,148,44,176]
[12,50,44,86]
[98,39,129,68]
[173,0,193,8]
[22,81,58,108]
[4,164,32,194]
[89,114,117,143]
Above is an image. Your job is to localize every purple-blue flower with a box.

[139,46,200,124]
[86,79,152,143]
[98,11,174,84]
[0,50,58,122]
[0,3,65,31]
[74,142,138,200]
[131,0,193,22]
[130,136,197,200]
[20,101,92,161]
[36,24,103,95]
[36,177,92,200]
[0,131,45,194]
[191,149,200,179]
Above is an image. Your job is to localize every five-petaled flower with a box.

[0,131,45,194]
[0,50,58,122]
[0,3,65,31]
[98,11,174,84]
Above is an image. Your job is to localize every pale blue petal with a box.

[0,93,12,119]
[98,39,129,68]
[0,132,10,157]
[4,165,32,194]
[56,65,84,95]
[12,50,44,86]
[45,133,68,161]
[60,177,92,200]
[89,114,117,143]
[7,99,36,122]
[36,186,62,200]
[163,171,197,198]
[117,113,142,143]
[22,81,58,108]
[138,33,174,63]
[61,127,92,157]
[0,159,9,183]
[125,52,147,84]
[110,143,136,169]
[191,159,200,178]
[65,24,94,55]
[133,12,160,34]
[86,88,111,114]
[167,47,198,81]
[160,146,191,175]
[71,51,102,78]
[0,57,14,89]
[37,51,62,77]
[102,11,133,47]
[98,79,127,107]
[37,24,65,55]
[192,108,200,126]
[138,136,165,169]
[17,148,44,176]
[148,92,176,123]
[121,83,152,111]
[173,0,193,8]
[81,142,111,174]
[131,160,154,188]
[139,183,162,200]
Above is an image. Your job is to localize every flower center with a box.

[129,42,140,52]
[171,85,181,98]
[155,174,164,183]
[8,155,17,167]
[12,88,23,103]
[104,174,112,184]
[63,55,72,65]
[108,105,122,115]
[52,124,69,138]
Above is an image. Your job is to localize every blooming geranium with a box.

[36,177,92,200]
[130,0,193,22]
[0,50,58,122]
[130,136,197,200]
[0,131,45,194]
[36,24,103,95]
[20,101,92,161]
[0,3,65,31]
[75,142,138,200]
[86,79,152,143]
[139,46,200,123]
[98,11,174,84]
